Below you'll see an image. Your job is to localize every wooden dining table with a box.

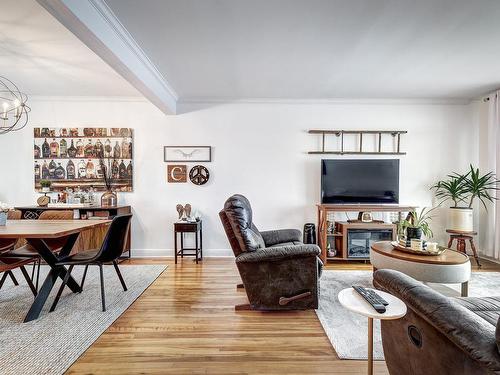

[0,219,111,322]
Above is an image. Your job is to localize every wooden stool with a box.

[446,229,481,267]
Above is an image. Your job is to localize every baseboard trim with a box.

[131,248,233,258]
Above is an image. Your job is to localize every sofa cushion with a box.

[223,194,265,252]
[269,241,302,248]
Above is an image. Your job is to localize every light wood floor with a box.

[67,257,500,375]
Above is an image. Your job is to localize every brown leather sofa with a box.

[374,269,500,375]
[219,194,322,310]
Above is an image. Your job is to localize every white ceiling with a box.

[105,0,500,100]
[0,0,139,96]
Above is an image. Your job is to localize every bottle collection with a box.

[33,128,133,190]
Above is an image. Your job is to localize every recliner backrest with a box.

[222,195,265,252]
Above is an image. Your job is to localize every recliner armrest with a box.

[260,229,302,247]
[236,244,320,263]
[374,269,500,371]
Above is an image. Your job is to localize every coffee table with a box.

[370,241,471,296]
[338,287,407,375]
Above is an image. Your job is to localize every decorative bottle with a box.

[34,144,41,158]
[42,138,50,158]
[95,139,104,158]
[111,159,119,179]
[86,159,95,178]
[121,139,129,158]
[78,160,87,179]
[76,139,84,157]
[113,141,121,158]
[55,163,66,179]
[84,139,94,158]
[66,160,76,179]
[67,139,77,158]
[104,139,112,158]
[50,138,59,157]
[41,160,49,179]
[49,160,57,178]
[96,160,104,179]
[119,160,126,179]
[59,138,67,157]
[34,161,40,180]
[126,161,132,179]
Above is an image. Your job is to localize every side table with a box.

[338,287,407,375]
[446,229,481,267]
[174,221,203,264]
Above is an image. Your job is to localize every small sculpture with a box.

[176,204,184,220]
[176,203,192,221]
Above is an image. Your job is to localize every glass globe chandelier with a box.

[0,76,30,135]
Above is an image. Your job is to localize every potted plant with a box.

[400,207,436,240]
[432,165,500,232]
[0,202,10,226]
[40,179,52,193]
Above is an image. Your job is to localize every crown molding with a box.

[37,0,178,115]
[178,97,473,106]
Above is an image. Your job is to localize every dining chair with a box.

[3,210,74,292]
[49,214,132,312]
[0,210,34,288]
[0,257,38,296]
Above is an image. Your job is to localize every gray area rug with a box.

[316,270,500,360]
[0,264,166,375]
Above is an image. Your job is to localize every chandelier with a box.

[0,76,30,135]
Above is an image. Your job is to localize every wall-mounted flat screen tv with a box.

[321,159,400,204]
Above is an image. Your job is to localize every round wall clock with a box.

[189,165,210,185]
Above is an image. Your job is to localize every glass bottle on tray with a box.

[55,163,66,179]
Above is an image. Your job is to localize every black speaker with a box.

[303,223,316,244]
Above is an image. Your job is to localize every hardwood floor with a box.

[67,257,500,375]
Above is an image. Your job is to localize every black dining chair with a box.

[49,214,132,313]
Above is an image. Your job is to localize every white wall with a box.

[0,98,478,256]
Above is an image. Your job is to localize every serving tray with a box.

[390,241,446,256]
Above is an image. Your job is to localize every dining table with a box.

[0,219,111,322]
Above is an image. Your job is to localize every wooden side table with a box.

[446,229,481,267]
[174,221,203,264]
[338,287,407,375]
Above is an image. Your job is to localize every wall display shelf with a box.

[308,130,407,155]
[33,127,133,192]
[14,205,132,259]
[317,204,416,264]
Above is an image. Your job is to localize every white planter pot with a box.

[42,187,50,193]
[0,212,6,226]
[448,207,473,232]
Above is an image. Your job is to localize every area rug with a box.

[0,264,166,375]
[316,270,500,360]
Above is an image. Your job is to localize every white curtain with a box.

[485,90,500,260]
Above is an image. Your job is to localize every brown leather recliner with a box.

[219,194,322,310]
[374,269,500,375]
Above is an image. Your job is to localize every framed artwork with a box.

[33,127,133,192]
[167,165,187,183]
[164,146,211,162]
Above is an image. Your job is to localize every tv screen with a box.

[321,159,399,204]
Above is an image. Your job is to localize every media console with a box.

[317,204,416,264]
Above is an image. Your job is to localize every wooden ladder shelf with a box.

[308,130,407,155]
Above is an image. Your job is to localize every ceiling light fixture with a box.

[0,76,30,135]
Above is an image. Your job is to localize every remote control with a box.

[352,286,387,313]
